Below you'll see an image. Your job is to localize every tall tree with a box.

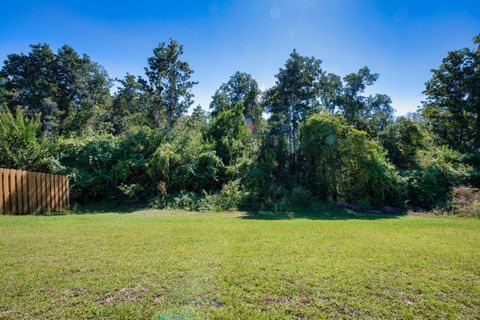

[0,43,111,135]
[111,73,151,134]
[421,33,480,153]
[0,44,57,127]
[265,50,323,161]
[143,39,197,129]
[210,71,262,129]
[55,45,112,134]
[327,67,395,136]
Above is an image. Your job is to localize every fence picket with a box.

[9,170,17,214]
[60,176,65,210]
[21,171,28,214]
[38,173,42,213]
[3,170,10,213]
[27,172,36,214]
[55,175,60,211]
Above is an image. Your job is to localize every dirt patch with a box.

[61,288,88,299]
[97,285,150,305]
[194,298,223,308]
[397,291,414,305]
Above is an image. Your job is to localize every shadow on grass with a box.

[240,207,405,221]
[45,202,147,216]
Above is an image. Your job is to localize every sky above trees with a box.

[1,0,479,115]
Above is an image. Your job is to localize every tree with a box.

[0,44,57,128]
[421,33,480,153]
[111,73,151,134]
[362,93,395,137]
[334,67,395,135]
[205,102,252,170]
[379,117,426,169]
[210,71,262,129]
[0,44,112,135]
[143,39,197,129]
[265,50,323,162]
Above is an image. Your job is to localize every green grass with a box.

[0,210,479,319]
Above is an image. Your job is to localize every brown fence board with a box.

[21,171,28,214]
[27,172,36,214]
[37,173,43,213]
[63,176,68,210]
[2,170,10,213]
[46,174,51,212]
[55,175,60,211]
[41,173,47,213]
[50,174,55,212]
[15,171,23,213]
[59,176,64,210]
[10,170,17,214]
[0,168,69,215]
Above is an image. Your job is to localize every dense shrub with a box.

[56,134,121,201]
[0,107,57,172]
[300,113,401,207]
[379,117,427,169]
[149,180,247,211]
[56,119,225,203]
[401,147,471,209]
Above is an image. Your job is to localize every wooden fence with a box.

[0,168,69,214]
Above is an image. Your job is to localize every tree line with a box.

[1,35,479,212]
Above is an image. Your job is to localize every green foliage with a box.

[380,117,427,169]
[143,39,197,129]
[1,40,479,212]
[150,179,247,211]
[111,74,152,134]
[0,107,56,172]
[265,50,324,161]
[210,71,263,128]
[421,33,480,153]
[401,146,471,209]
[300,112,400,207]
[205,102,253,179]
[56,134,120,201]
[0,44,111,135]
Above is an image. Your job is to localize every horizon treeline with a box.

[1,34,479,212]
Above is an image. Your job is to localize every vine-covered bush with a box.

[401,146,471,209]
[300,113,401,208]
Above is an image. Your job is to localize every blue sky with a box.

[1,0,479,115]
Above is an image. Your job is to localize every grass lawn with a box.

[0,210,479,319]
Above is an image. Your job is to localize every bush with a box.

[149,180,247,211]
[402,146,471,209]
[0,107,57,172]
[450,186,480,218]
[379,117,426,169]
[300,113,401,207]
